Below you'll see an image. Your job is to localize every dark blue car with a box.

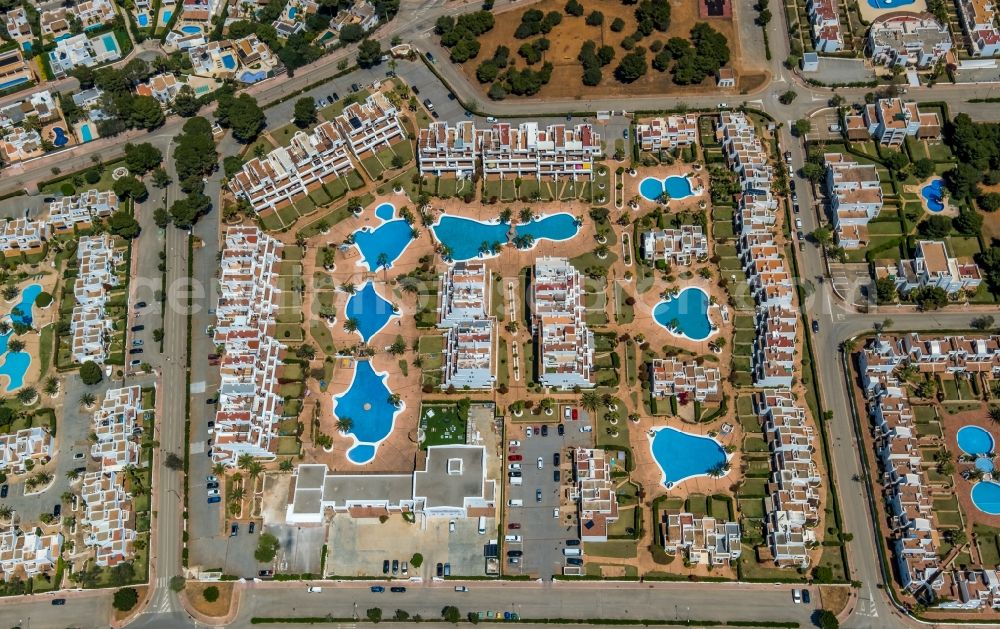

[371,585,385,593]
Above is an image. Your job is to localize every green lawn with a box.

[975,524,1000,567]
[419,402,468,448]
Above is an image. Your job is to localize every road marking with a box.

[190,441,206,454]
[191,381,206,394]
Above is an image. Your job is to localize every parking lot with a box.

[505,407,591,579]
[808,107,843,142]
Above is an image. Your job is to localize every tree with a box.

[173,85,201,117]
[565,0,584,14]
[812,565,834,583]
[169,576,186,592]
[953,209,983,236]
[801,162,825,183]
[875,277,897,304]
[913,158,935,179]
[410,552,424,567]
[293,97,317,129]
[80,392,96,408]
[979,192,1000,212]
[367,608,383,623]
[918,214,952,238]
[817,610,839,629]
[610,17,625,31]
[811,226,833,248]
[339,23,365,43]
[972,315,995,331]
[80,361,103,385]
[615,48,647,83]
[911,286,949,310]
[217,94,266,143]
[124,143,163,175]
[203,585,220,602]
[254,532,281,562]
[778,90,797,104]
[793,119,811,137]
[882,150,909,173]
[442,606,461,623]
[113,587,139,611]
[6,339,24,354]
[357,38,383,68]
[476,60,498,83]
[336,417,354,433]
[635,0,671,31]
[586,10,603,25]
[164,452,184,470]
[152,167,171,189]
[113,176,148,203]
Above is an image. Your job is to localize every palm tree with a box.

[499,208,513,223]
[43,377,59,396]
[247,461,263,480]
[61,491,73,504]
[213,463,226,476]
[65,469,80,481]
[387,393,402,407]
[0,504,12,521]
[581,391,601,413]
[7,338,24,354]
[343,318,359,333]
[989,406,1000,425]
[0,321,10,336]
[80,392,96,408]
[336,417,354,433]
[841,338,857,354]
[519,208,534,224]
[230,486,246,503]
[16,387,36,404]
[237,453,254,472]
[340,282,356,295]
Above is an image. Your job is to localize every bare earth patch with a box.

[184,582,235,618]
[819,585,850,616]
[456,0,763,100]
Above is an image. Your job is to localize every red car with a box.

[508,523,521,529]
[509,454,523,462]
[571,409,578,420]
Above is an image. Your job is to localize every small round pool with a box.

[920,178,945,212]
[639,176,694,202]
[972,481,1000,515]
[957,425,994,456]
[375,202,395,221]
[976,457,996,473]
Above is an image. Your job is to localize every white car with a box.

[792,589,802,604]
[509,440,521,448]
[508,463,521,470]
[794,218,803,229]
[206,475,218,483]
[526,427,533,438]
[486,116,497,123]
[580,425,593,433]
[455,586,470,592]
[307,586,323,593]
[553,508,560,518]
[449,520,456,532]
[537,457,544,469]
[207,489,220,496]
[563,407,572,419]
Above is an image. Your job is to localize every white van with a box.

[510,475,522,486]
[507,499,523,507]
[478,516,486,534]
[562,548,582,556]
[504,535,523,543]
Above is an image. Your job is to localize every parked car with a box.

[425,51,434,61]
[553,452,560,466]
[383,560,390,574]
[566,539,580,546]
[131,325,144,332]
[436,562,443,577]
[509,471,521,478]
[401,561,408,575]
[792,589,802,604]
[74,452,85,460]
[248,522,255,534]
[0,485,8,499]
[486,116,497,123]
[535,488,542,502]
[508,463,521,470]
[423,98,434,110]
[553,508,560,518]
[206,475,218,483]
[392,559,399,574]
[371,585,385,593]
[350,83,359,92]
[525,427,532,438]
[444,563,451,576]
[812,320,820,333]
[390,586,407,593]
[449,520,456,532]
[53,504,61,517]
[541,425,548,437]
[537,457,543,469]
[572,408,578,420]
[507,550,523,557]
[784,151,792,164]
[135,301,147,309]
[566,558,584,566]
[508,454,522,462]
[553,470,560,482]
[557,423,565,436]
[801,589,811,604]
[455,586,469,592]
[207,489,220,497]
[132,339,143,347]
[307,586,322,593]
[331,92,340,101]
[580,425,592,433]
[622,129,629,139]
[230,523,239,536]
[207,496,221,504]
[509,440,521,447]
[51,599,66,605]
[508,557,520,565]
[128,348,143,355]
[206,482,219,490]
[508,523,521,529]
[794,217,803,229]
[258,570,274,577]
[793,204,800,214]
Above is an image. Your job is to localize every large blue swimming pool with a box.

[972,481,1000,515]
[958,425,994,456]
[649,427,728,487]
[0,351,30,392]
[652,287,712,341]
[921,178,945,212]
[11,283,41,327]
[345,281,397,343]
[334,361,402,465]
[432,213,579,261]
[639,176,695,202]
[353,220,414,272]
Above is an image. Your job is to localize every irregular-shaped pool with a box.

[352,212,414,272]
[649,426,728,487]
[652,287,712,341]
[639,176,694,201]
[333,361,403,465]
[345,281,397,343]
[432,213,579,261]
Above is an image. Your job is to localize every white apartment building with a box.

[47,189,118,232]
[807,0,843,52]
[480,122,601,181]
[884,240,983,295]
[0,218,48,255]
[635,114,699,152]
[0,427,52,474]
[0,528,62,582]
[641,226,708,266]
[570,448,619,542]
[662,513,741,565]
[80,471,136,567]
[334,93,405,159]
[417,121,478,179]
[90,386,144,472]
[212,227,285,466]
[437,260,489,327]
[861,98,942,146]
[71,235,122,364]
[957,0,1000,56]
[824,153,882,250]
[228,121,355,215]
[648,358,721,402]
[442,320,495,390]
[867,14,952,68]
[533,257,595,389]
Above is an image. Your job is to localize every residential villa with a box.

[878,240,982,295]
[570,448,619,542]
[635,114,699,152]
[417,121,478,179]
[806,0,843,52]
[824,153,883,250]
[0,127,41,162]
[0,49,33,94]
[285,445,496,523]
[0,528,62,582]
[0,90,59,130]
[661,512,741,565]
[845,98,942,146]
[641,226,708,266]
[649,358,722,403]
[4,8,32,50]
[0,427,53,474]
[956,0,1000,56]
[480,122,601,181]
[47,33,122,77]
[866,13,952,68]
[212,227,285,466]
[136,73,182,105]
[228,121,355,215]
[272,0,319,39]
[532,257,595,389]
[334,93,405,159]
[331,0,379,33]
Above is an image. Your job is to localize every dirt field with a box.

[184,582,236,618]
[457,0,765,99]
[979,181,1000,243]
[819,585,850,615]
